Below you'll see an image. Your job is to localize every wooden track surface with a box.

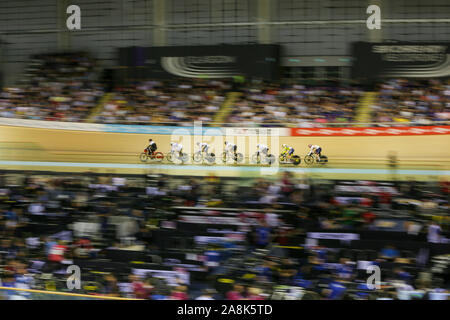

[0,125,448,180]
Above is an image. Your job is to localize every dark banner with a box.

[351,41,450,79]
[117,44,280,80]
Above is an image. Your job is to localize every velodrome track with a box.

[0,125,449,180]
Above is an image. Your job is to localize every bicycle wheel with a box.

[319,155,328,165]
[304,155,314,165]
[251,153,260,164]
[139,153,148,162]
[153,152,164,162]
[206,153,216,164]
[279,154,286,163]
[193,152,203,163]
[291,155,301,166]
[180,153,189,163]
[222,152,228,163]
[266,154,276,165]
[167,153,173,162]
[235,153,244,163]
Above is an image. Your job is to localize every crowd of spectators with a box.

[0,171,448,300]
[371,78,450,125]
[227,82,364,127]
[0,49,448,127]
[92,79,229,125]
[0,52,104,122]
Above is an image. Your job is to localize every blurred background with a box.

[0,0,449,300]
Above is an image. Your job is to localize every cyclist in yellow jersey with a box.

[281,144,294,160]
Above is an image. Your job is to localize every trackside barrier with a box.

[0,117,449,136]
[0,286,142,300]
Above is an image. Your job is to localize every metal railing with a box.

[0,286,141,300]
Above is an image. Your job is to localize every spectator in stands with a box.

[277,258,298,285]
[101,274,120,297]
[0,53,104,122]
[379,245,400,261]
[246,287,266,300]
[195,288,217,300]
[170,285,189,300]
[427,221,442,243]
[255,220,272,249]
[0,172,448,300]
[226,283,245,300]
[372,79,449,125]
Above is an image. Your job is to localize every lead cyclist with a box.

[307,144,322,162]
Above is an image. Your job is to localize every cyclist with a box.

[146,139,157,156]
[256,143,269,158]
[170,142,183,159]
[281,144,294,161]
[224,141,237,160]
[307,144,322,162]
[196,142,210,155]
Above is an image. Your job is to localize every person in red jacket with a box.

[48,240,68,263]
[226,283,245,300]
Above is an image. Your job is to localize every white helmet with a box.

[256,144,260,148]
[197,142,201,146]
[282,144,287,148]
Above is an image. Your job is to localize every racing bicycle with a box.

[222,151,244,164]
[139,149,164,162]
[279,152,301,166]
[167,151,189,163]
[303,154,328,165]
[251,152,276,165]
[193,151,216,164]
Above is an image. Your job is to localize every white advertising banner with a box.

[307,232,360,241]
[0,117,105,132]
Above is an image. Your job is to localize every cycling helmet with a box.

[282,144,287,148]
[256,144,260,148]
[308,144,312,148]
[149,139,152,142]
[224,141,228,145]
[197,142,201,146]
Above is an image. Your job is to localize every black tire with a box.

[304,155,314,165]
[193,152,203,163]
[206,153,215,164]
[139,153,148,163]
[235,153,244,163]
[291,155,301,166]
[222,152,228,163]
[267,154,276,165]
[252,153,260,164]
[180,153,189,163]
[319,155,328,165]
